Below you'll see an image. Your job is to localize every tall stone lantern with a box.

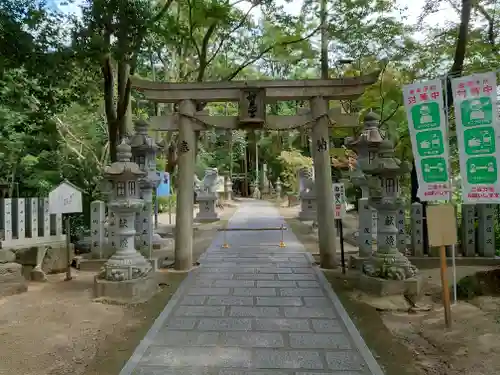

[357,114,417,280]
[345,113,384,257]
[129,120,163,257]
[99,140,152,281]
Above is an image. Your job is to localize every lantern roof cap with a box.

[130,120,160,151]
[103,139,146,178]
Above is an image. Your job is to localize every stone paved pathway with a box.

[120,200,385,375]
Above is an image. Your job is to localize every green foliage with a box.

[157,194,176,214]
[3,0,500,233]
[277,150,313,194]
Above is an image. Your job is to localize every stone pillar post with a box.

[396,207,406,253]
[26,198,38,239]
[90,200,105,259]
[40,198,50,239]
[15,198,25,241]
[358,197,373,257]
[175,100,196,271]
[140,188,154,258]
[477,204,495,257]
[461,204,476,257]
[2,198,12,242]
[310,96,337,268]
[410,202,424,256]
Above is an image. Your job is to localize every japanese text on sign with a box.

[451,72,500,203]
[332,183,346,219]
[403,79,451,201]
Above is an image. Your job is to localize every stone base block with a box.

[428,246,457,258]
[13,244,74,274]
[298,212,316,221]
[78,258,107,271]
[30,267,47,282]
[195,215,220,223]
[93,272,159,304]
[0,262,28,297]
[357,273,423,297]
[352,254,500,269]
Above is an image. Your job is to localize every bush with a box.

[156,194,176,213]
[277,149,313,194]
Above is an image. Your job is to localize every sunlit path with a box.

[120,200,384,375]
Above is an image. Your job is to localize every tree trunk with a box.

[446,0,472,107]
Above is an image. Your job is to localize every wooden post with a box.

[65,216,72,281]
[439,244,451,327]
[426,204,457,329]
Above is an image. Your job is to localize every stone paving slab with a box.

[121,200,385,375]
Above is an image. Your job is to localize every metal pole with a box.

[222,224,229,248]
[255,131,259,192]
[154,193,159,229]
[168,195,172,225]
[279,224,286,248]
[339,220,346,274]
[443,75,457,305]
[64,216,72,281]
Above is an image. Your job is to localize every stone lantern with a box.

[357,116,417,281]
[195,168,221,222]
[345,113,384,257]
[97,140,153,283]
[275,177,282,198]
[129,120,165,256]
[224,176,233,201]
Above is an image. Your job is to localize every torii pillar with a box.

[310,97,336,267]
[132,72,380,270]
[175,100,197,270]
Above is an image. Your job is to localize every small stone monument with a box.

[298,167,317,221]
[94,140,158,303]
[355,112,420,296]
[195,168,220,222]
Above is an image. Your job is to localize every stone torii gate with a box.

[132,73,379,271]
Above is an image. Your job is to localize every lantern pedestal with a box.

[195,193,220,222]
[94,271,158,304]
[298,191,317,221]
[357,273,422,297]
[95,200,158,304]
[361,198,418,280]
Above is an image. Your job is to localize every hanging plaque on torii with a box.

[238,88,266,129]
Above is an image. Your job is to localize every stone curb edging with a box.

[305,252,386,375]
[118,267,201,375]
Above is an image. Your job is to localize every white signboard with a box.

[332,183,346,219]
[403,79,451,201]
[49,180,83,214]
[451,72,500,203]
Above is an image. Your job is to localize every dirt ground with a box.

[279,201,500,375]
[0,203,238,375]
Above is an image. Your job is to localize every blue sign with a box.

[156,171,170,197]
